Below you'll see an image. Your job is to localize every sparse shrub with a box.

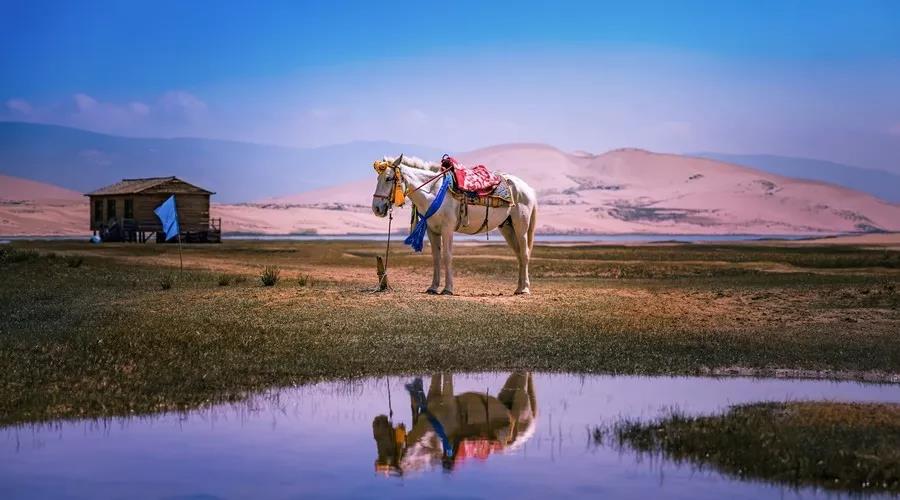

[65,255,84,268]
[298,274,314,287]
[233,274,247,284]
[217,273,233,286]
[24,249,41,262]
[45,251,57,259]
[1,248,40,264]
[159,274,174,290]
[260,266,280,286]
[21,249,40,262]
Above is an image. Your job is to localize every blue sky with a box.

[2,0,899,171]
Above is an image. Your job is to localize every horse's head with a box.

[372,415,406,475]
[371,154,406,217]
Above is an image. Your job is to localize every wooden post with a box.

[376,256,388,291]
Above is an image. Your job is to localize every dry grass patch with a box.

[260,266,280,286]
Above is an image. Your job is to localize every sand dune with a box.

[1,174,82,201]
[0,175,87,236]
[253,145,900,235]
[3,145,900,237]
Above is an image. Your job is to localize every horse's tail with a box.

[527,204,537,255]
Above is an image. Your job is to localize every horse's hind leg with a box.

[427,228,441,294]
[509,210,532,294]
[499,220,519,253]
[499,221,523,293]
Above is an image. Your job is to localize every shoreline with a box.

[5,231,896,244]
[4,368,899,430]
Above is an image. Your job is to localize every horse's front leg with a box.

[440,230,454,295]
[427,228,441,294]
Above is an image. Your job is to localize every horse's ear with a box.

[392,154,404,167]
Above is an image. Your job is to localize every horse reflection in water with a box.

[372,372,537,475]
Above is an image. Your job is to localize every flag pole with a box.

[175,195,183,272]
[174,194,182,272]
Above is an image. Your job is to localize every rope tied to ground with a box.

[375,207,393,292]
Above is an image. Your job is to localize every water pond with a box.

[2,373,897,499]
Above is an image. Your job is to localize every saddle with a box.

[441,155,514,208]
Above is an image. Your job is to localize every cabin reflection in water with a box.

[372,372,537,475]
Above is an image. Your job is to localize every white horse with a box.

[371,155,538,295]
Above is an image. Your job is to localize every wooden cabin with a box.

[86,177,221,243]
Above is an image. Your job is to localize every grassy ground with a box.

[0,240,898,425]
[609,402,900,493]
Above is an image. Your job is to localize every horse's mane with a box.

[383,155,441,173]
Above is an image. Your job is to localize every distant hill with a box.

[3,122,899,236]
[255,144,900,235]
[0,174,82,201]
[692,152,900,203]
[0,174,86,236]
[0,122,442,203]
[4,145,900,236]
[5,122,898,206]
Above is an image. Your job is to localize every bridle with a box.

[372,154,453,208]
[372,156,408,207]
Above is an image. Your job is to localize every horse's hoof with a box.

[426,288,439,295]
[440,289,454,296]
[514,288,531,295]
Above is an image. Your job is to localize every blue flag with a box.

[154,195,180,241]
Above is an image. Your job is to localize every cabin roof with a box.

[85,177,214,196]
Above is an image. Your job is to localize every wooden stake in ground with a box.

[375,207,394,292]
[376,256,389,291]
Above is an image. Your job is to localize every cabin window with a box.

[106,199,117,220]
[94,199,103,223]
[124,199,134,219]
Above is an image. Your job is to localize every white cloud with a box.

[73,93,98,111]
[129,101,150,116]
[5,98,33,115]
[66,93,149,131]
[1,91,209,137]
[158,90,207,120]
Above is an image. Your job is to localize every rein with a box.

[408,166,453,195]
[372,165,453,206]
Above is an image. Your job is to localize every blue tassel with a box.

[404,174,450,252]
[405,219,428,252]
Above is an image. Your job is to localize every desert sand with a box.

[255,145,900,236]
[0,174,87,236]
[3,145,899,237]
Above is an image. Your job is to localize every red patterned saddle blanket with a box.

[442,155,503,196]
